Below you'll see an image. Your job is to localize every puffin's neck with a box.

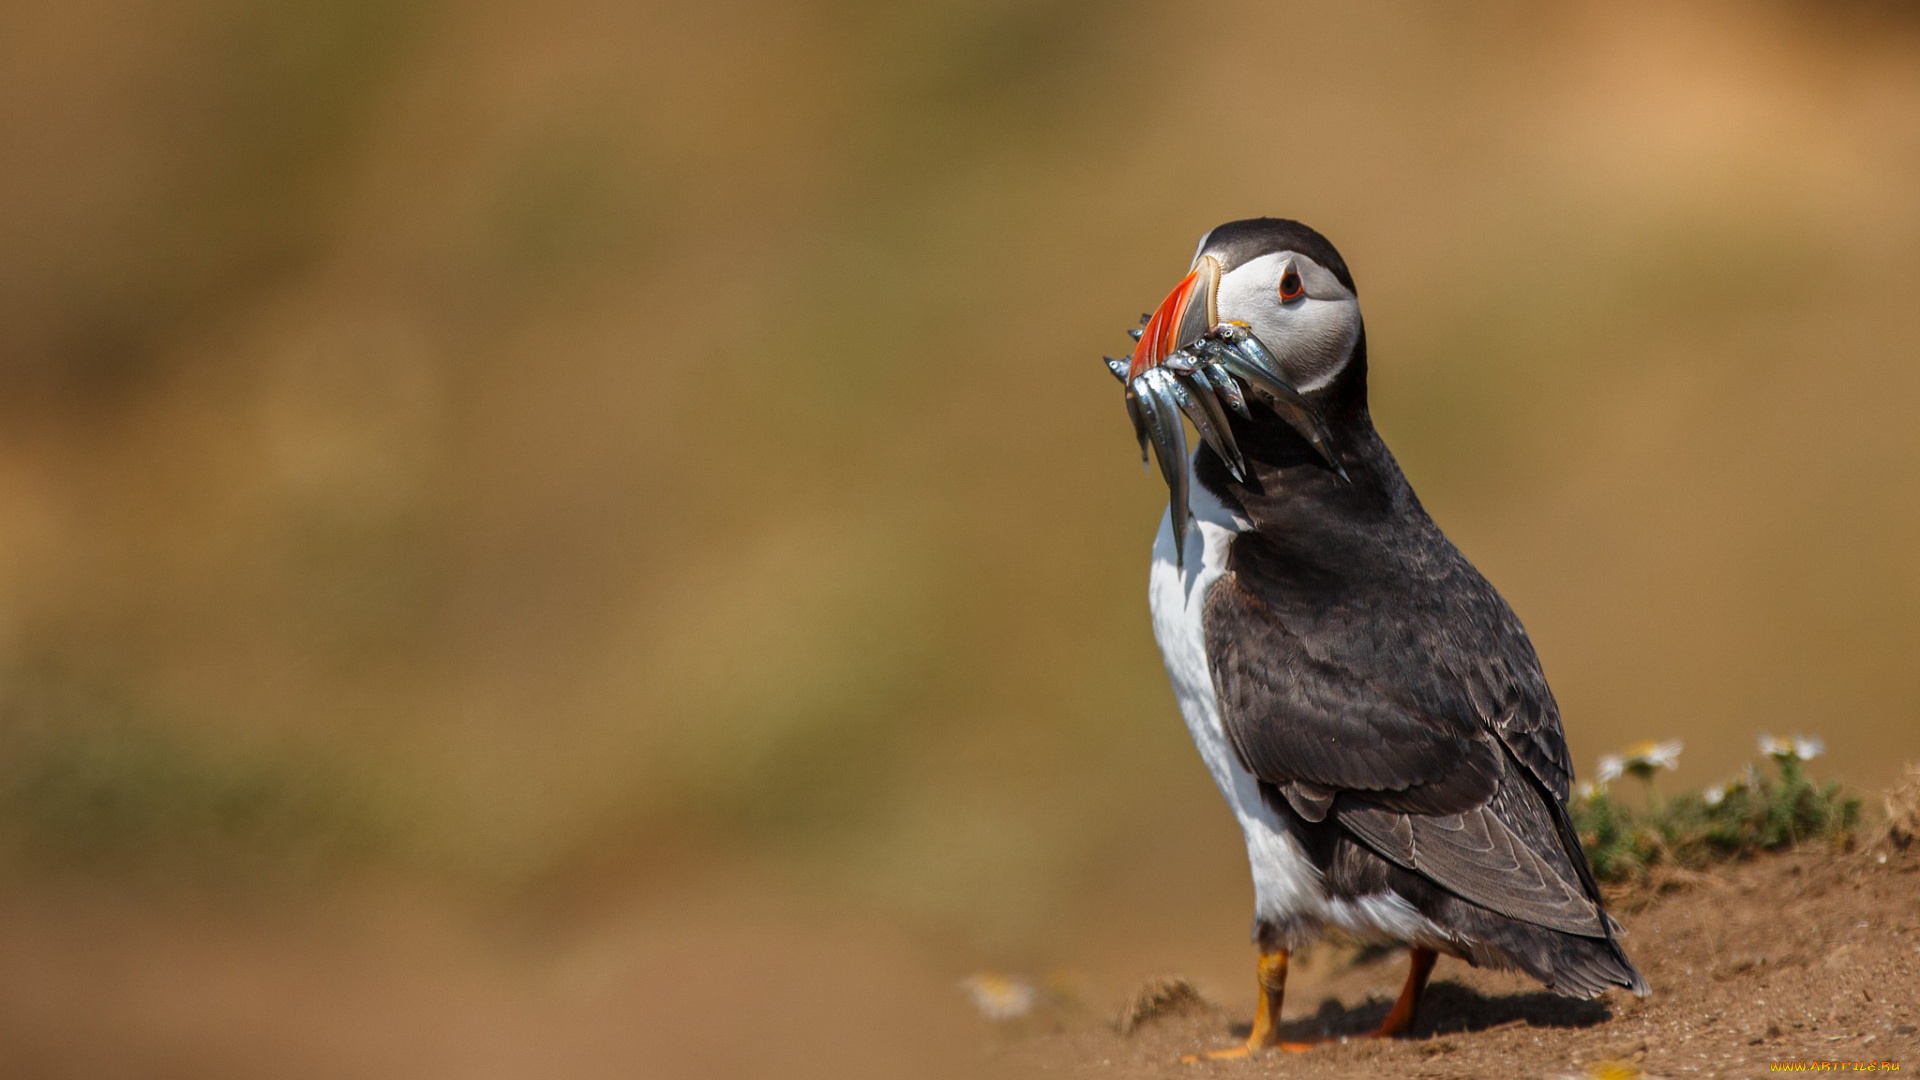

[1194,340,1423,533]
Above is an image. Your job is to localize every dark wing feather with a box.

[1338,771,1605,935]
[1204,524,1604,935]
[1205,594,1503,816]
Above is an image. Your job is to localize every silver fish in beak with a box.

[1106,255,1346,560]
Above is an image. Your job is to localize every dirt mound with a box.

[0,844,1910,1079]
[1008,846,1920,1078]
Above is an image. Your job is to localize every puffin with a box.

[1109,218,1646,1059]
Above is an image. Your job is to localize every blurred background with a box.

[1,0,1917,1076]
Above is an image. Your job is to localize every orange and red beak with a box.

[1127,255,1222,379]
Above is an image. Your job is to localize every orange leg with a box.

[1367,946,1437,1038]
[1182,946,1438,1063]
[1181,948,1318,1062]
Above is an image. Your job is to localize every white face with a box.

[1211,251,1361,392]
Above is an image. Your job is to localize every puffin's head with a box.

[1129,217,1363,395]
[1114,219,1363,558]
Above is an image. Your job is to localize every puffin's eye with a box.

[1278,269,1304,301]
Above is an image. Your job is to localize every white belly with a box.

[1147,462,1447,948]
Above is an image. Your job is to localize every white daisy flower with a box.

[1602,740,1682,783]
[1575,780,1602,801]
[1759,734,1823,762]
[1625,739,1684,773]
[961,972,1036,1020]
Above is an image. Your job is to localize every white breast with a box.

[1147,459,1450,949]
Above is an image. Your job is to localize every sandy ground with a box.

[0,868,987,1080]
[1010,847,1920,1079]
[0,845,1912,1079]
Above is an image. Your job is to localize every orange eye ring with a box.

[1278,270,1304,302]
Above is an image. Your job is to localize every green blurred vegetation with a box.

[0,0,1917,957]
[0,673,392,882]
[1572,744,1863,884]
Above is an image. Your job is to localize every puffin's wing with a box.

[1203,534,1606,936]
[1337,778,1607,935]
[1201,590,1505,816]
